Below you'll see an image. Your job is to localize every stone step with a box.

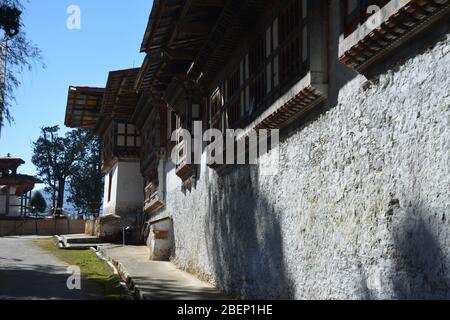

[62,243,101,250]
[61,234,103,244]
[55,234,106,250]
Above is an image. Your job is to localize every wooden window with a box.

[240,59,246,116]
[192,104,200,119]
[167,109,179,154]
[208,0,311,131]
[210,87,223,130]
[266,25,272,94]
[278,0,305,86]
[144,174,158,201]
[249,36,266,113]
[116,123,140,148]
[227,66,241,127]
[102,123,115,164]
[171,111,177,134]
[142,117,153,162]
[227,67,240,101]
[249,36,265,75]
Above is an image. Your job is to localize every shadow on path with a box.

[0,264,96,300]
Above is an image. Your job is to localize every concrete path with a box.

[0,236,97,300]
[98,244,230,300]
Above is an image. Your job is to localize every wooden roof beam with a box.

[167,0,195,47]
[164,48,198,61]
[192,0,226,7]
[176,21,210,37]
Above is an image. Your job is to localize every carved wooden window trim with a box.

[101,122,115,166]
[208,0,311,132]
[116,123,141,148]
[339,0,450,71]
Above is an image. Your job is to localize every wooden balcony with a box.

[175,156,196,182]
[206,146,226,171]
[339,0,450,71]
[174,129,196,181]
[101,145,141,173]
[144,182,164,214]
[176,163,196,182]
[234,72,326,144]
[250,73,326,131]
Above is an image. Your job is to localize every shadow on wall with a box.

[199,4,356,299]
[198,3,448,300]
[391,203,450,299]
[204,165,294,299]
[356,259,375,300]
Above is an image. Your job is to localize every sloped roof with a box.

[102,68,140,120]
[65,86,105,129]
[0,155,25,172]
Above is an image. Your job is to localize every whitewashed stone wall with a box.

[0,187,21,217]
[151,30,450,299]
[103,161,143,219]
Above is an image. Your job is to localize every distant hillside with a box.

[32,188,77,218]
[32,187,103,219]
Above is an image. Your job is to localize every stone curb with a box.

[94,246,230,300]
[95,246,145,300]
[94,247,136,300]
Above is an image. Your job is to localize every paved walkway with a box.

[98,244,230,300]
[0,236,96,300]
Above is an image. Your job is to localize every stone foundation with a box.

[147,218,174,261]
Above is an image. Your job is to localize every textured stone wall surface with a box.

[153,34,450,299]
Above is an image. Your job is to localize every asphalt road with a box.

[0,236,95,300]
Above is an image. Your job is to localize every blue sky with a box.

[0,0,153,176]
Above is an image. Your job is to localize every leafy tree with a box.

[0,0,43,131]
[67,129,103,218]
[32,126,82,210]
[30,190,46,213]
[32,126,103,217]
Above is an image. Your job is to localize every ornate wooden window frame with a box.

[207,0,328,170]
[339,0,450,71]
[101,121,142,173]
[209,0,327,132]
